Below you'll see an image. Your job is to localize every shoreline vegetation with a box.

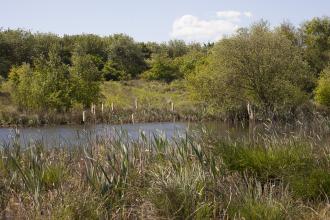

[0,122,329,219]
[1,79,329,128]
[0,80,212,128]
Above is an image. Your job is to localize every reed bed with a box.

[0,121,329,219]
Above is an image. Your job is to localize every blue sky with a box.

[1,0,329,42]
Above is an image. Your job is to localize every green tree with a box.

[302,17,330,75]
[70,54,102,107]
[175,49,207,77]
[315,67,330,107]
[142,54,181,83]
[34,33,62,60]
[189,22,314,118]
[32,46,73,111]
[167,40,188,58]
[102,60,127,81]
[106,34,147,79]
[0,29,35,78]
[72,34,107,64]
[276,21,302,47]
[8,63,35,110]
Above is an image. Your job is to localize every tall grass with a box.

[0,122,329,219]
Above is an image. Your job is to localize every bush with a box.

[188,22,314,118]
[315,67,330,107]
[142,55,182,83]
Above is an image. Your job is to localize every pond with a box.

[0,122,192,148]
[0,121,328,148]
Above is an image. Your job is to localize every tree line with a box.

[0,16,329,118]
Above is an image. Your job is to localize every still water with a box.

[0,121,328,148]
[0,122,192,148]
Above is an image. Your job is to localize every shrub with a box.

[142,55,182,83]
[315,67,330,107]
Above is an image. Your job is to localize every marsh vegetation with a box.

[0,119,329,219]
[0,15,329,219]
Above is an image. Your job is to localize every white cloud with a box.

[243,11,253,18]
[170,11,253,42]
[217,10,242,21]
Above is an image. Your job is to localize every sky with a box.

[1,0,329,43]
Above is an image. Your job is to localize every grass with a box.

[0,121,329,219]
[101,80,195,110]
[0,80,208,127]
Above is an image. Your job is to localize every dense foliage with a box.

[0,16,329,118]
[315,66,330,107]
[188,22,315,118]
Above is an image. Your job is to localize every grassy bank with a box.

[0,123,329,219]
[0,80,210,127]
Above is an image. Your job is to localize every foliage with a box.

[175,49,207,77]
[302,16,330,75]
[70,54,103,107]
[8,48,102,111]
[102,60,127,81]
[188,22,314,118]
[315,67,330,107]
[32,47,73,111]
[9,47,73,111]
[142,54,181,82]
[0,29,35,78]
[167,39,188,58]
[0,17,329,118]
[105,34,147,79]
[8,63,36,110]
